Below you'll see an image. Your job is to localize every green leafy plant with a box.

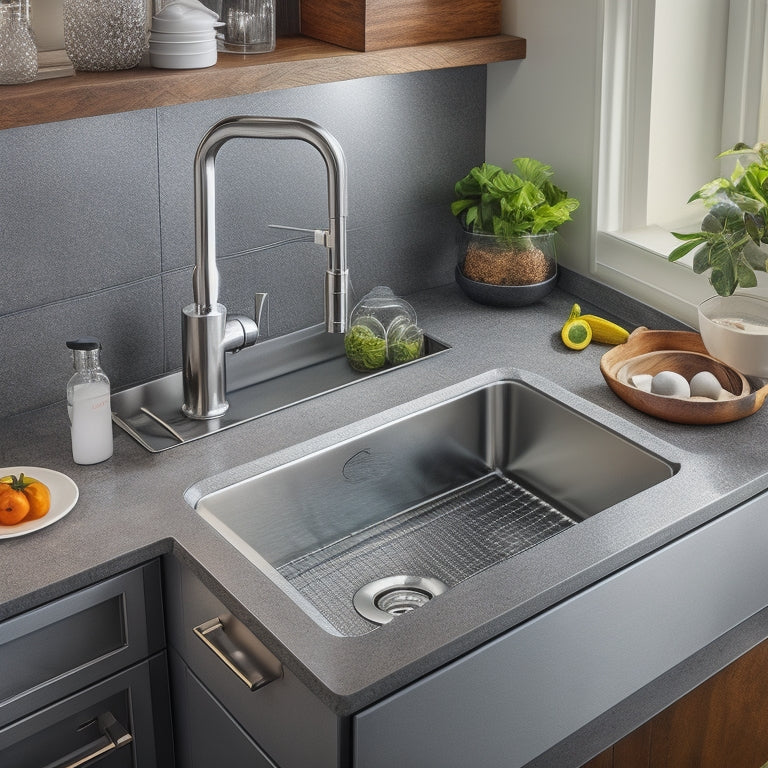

[669,141,768,296]
[450,158,580,238]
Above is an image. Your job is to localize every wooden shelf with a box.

[0,34,525,131]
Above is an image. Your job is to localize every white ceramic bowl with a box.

[149,46,217,69]
[698,294,768,378]
[151,18,223,34]
[149,38,217,54]
[150,29,218,43]
[151,3,223,34]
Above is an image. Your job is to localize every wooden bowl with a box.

[600,327,768,424]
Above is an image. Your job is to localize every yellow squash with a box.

[561,303,629,350]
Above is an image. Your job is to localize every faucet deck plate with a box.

[111,324,450,452]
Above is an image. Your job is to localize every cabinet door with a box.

[170,648,278,768]
[163,556,340,768]
[0,654,173,768]
[0,560,165,727]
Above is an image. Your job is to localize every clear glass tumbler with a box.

[219,0,275,54]
[0,0,38,85]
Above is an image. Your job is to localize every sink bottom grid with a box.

[277,471,576,636]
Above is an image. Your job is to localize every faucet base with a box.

[182,303,230,419]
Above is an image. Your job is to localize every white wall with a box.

[486,0,602,274]
[485,0,748,321]
[30,0,65,51]
[647,0,729,228]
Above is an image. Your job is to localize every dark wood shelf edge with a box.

[0,34,525,131]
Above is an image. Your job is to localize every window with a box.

[593,0,768,324]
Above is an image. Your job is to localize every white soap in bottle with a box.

[66,338,114,464]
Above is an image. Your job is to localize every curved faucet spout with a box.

[193,115,349,329]
[182,116,350,420]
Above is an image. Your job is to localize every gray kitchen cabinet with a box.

[163,556,342,768]
[0,561,173,767]
[169,647,278,768]
[354,491,768,768]
[0,655,171,767]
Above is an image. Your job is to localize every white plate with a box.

[0,467,79,539]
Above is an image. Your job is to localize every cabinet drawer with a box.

[0,654,172,768]
[0,561,164,727]
[163,556,339,768]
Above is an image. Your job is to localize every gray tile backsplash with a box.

[0,110,161,315]
[0,67,485,418]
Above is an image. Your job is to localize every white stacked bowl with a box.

[149,2,222,69]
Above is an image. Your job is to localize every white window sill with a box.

[593,229,768,328]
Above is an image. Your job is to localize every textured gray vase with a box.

[63,0,147,71]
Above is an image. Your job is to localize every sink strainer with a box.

[353,575,448,625]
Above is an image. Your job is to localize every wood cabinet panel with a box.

[581,751,613,768]
[612,724,652,768]
[301,0,501,51]
[582,639,768,767]
[648,639,768,767]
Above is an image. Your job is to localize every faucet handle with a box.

[223,293,268,353]
[254,292,268,332]
[268,223,328,246]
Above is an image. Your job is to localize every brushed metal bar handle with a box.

[193,617,282,691]
[47,712,133,768]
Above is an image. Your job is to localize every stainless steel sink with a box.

[192,379,676,636]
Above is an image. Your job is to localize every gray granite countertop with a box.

[2,273,766,718]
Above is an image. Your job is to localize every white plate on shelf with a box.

[0,467,79,539]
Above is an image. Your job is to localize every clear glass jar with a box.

[344,287,424,371]
[458,230,557,287]
[0,0,38,85]
[219,0,275,54]
[66,338,114,465]
[63,0,147,71]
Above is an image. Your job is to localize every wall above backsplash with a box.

[0,67,487,419]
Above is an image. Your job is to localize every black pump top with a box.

[66,338,102,351]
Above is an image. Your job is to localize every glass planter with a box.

[63,0,146,71]
[0,0,38,85]
[456,230,558,307]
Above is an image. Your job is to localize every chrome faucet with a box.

[182,116,350,420]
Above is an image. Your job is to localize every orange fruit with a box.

[0,486,30,525]
[22,481,51,520]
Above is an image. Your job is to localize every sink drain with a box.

[353,575,448,625]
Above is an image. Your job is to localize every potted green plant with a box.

[450,158,580,306]
[668,141,768,377]
[669,141,768,296]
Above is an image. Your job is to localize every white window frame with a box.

[592,0,768,326]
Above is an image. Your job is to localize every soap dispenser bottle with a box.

[66,338,113,464]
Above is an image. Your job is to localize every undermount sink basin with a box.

[191,379,676,636]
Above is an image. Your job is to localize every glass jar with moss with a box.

[344,287,424,371]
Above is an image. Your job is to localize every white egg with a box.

[651,370,691,398]
[630,374,653,392]
[689,370,723,400]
